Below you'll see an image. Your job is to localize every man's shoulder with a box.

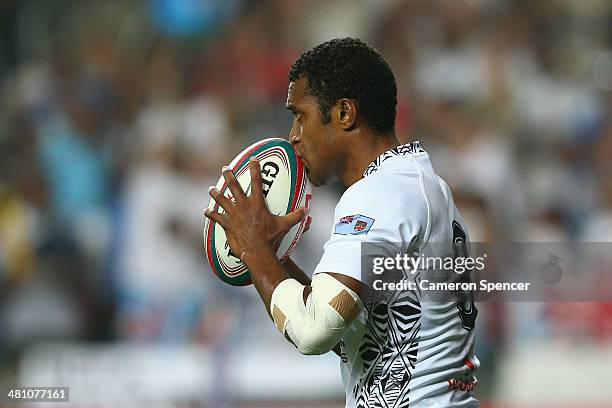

[339,157,426,207]
[333,158,430,233]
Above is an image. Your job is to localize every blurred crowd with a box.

[0,0,610,402]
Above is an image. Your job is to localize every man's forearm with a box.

[282,258,311,285]
[242,247,294,316]
[244,250,343,357]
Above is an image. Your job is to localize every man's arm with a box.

[282,258,311,286]
[205,159,362,354]
[279,258,349,357]
[282,258,361,305]
[241,249,362,320]
[241,246,361,355]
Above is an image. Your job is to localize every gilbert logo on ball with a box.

[204,138,312,286]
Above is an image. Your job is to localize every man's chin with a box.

[310,176,326,187]
[311,179,324,187]
[306,170,323,187]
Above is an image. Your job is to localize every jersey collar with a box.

[363,141,425,178]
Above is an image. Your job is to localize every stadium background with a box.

[0,0,610,407]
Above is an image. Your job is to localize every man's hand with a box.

[303,214,312,233]
[204,158,308,263]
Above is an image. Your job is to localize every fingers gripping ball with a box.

[204,138,312,286]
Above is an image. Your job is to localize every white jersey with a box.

[313,142,479,408]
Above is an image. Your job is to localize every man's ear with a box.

[335,98,357,130]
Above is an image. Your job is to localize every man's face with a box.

[286,77,339,187]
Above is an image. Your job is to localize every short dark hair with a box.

[288,37,397,134]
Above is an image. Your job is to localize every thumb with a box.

[282,207,309,229]
[303,215,312,232]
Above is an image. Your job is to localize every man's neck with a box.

[340,131,400,187]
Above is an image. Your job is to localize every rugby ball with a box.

[204,138,312,286]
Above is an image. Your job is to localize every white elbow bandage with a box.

[270,273,362,355]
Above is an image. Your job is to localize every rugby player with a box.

[205,38,479,407]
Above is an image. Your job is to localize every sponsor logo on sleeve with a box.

[334,214,374,235]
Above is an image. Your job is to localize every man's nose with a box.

[289,124,300,145]
[290,134,300,145]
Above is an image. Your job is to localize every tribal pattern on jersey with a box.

[363,141,425,178]
[353,270,422,408]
